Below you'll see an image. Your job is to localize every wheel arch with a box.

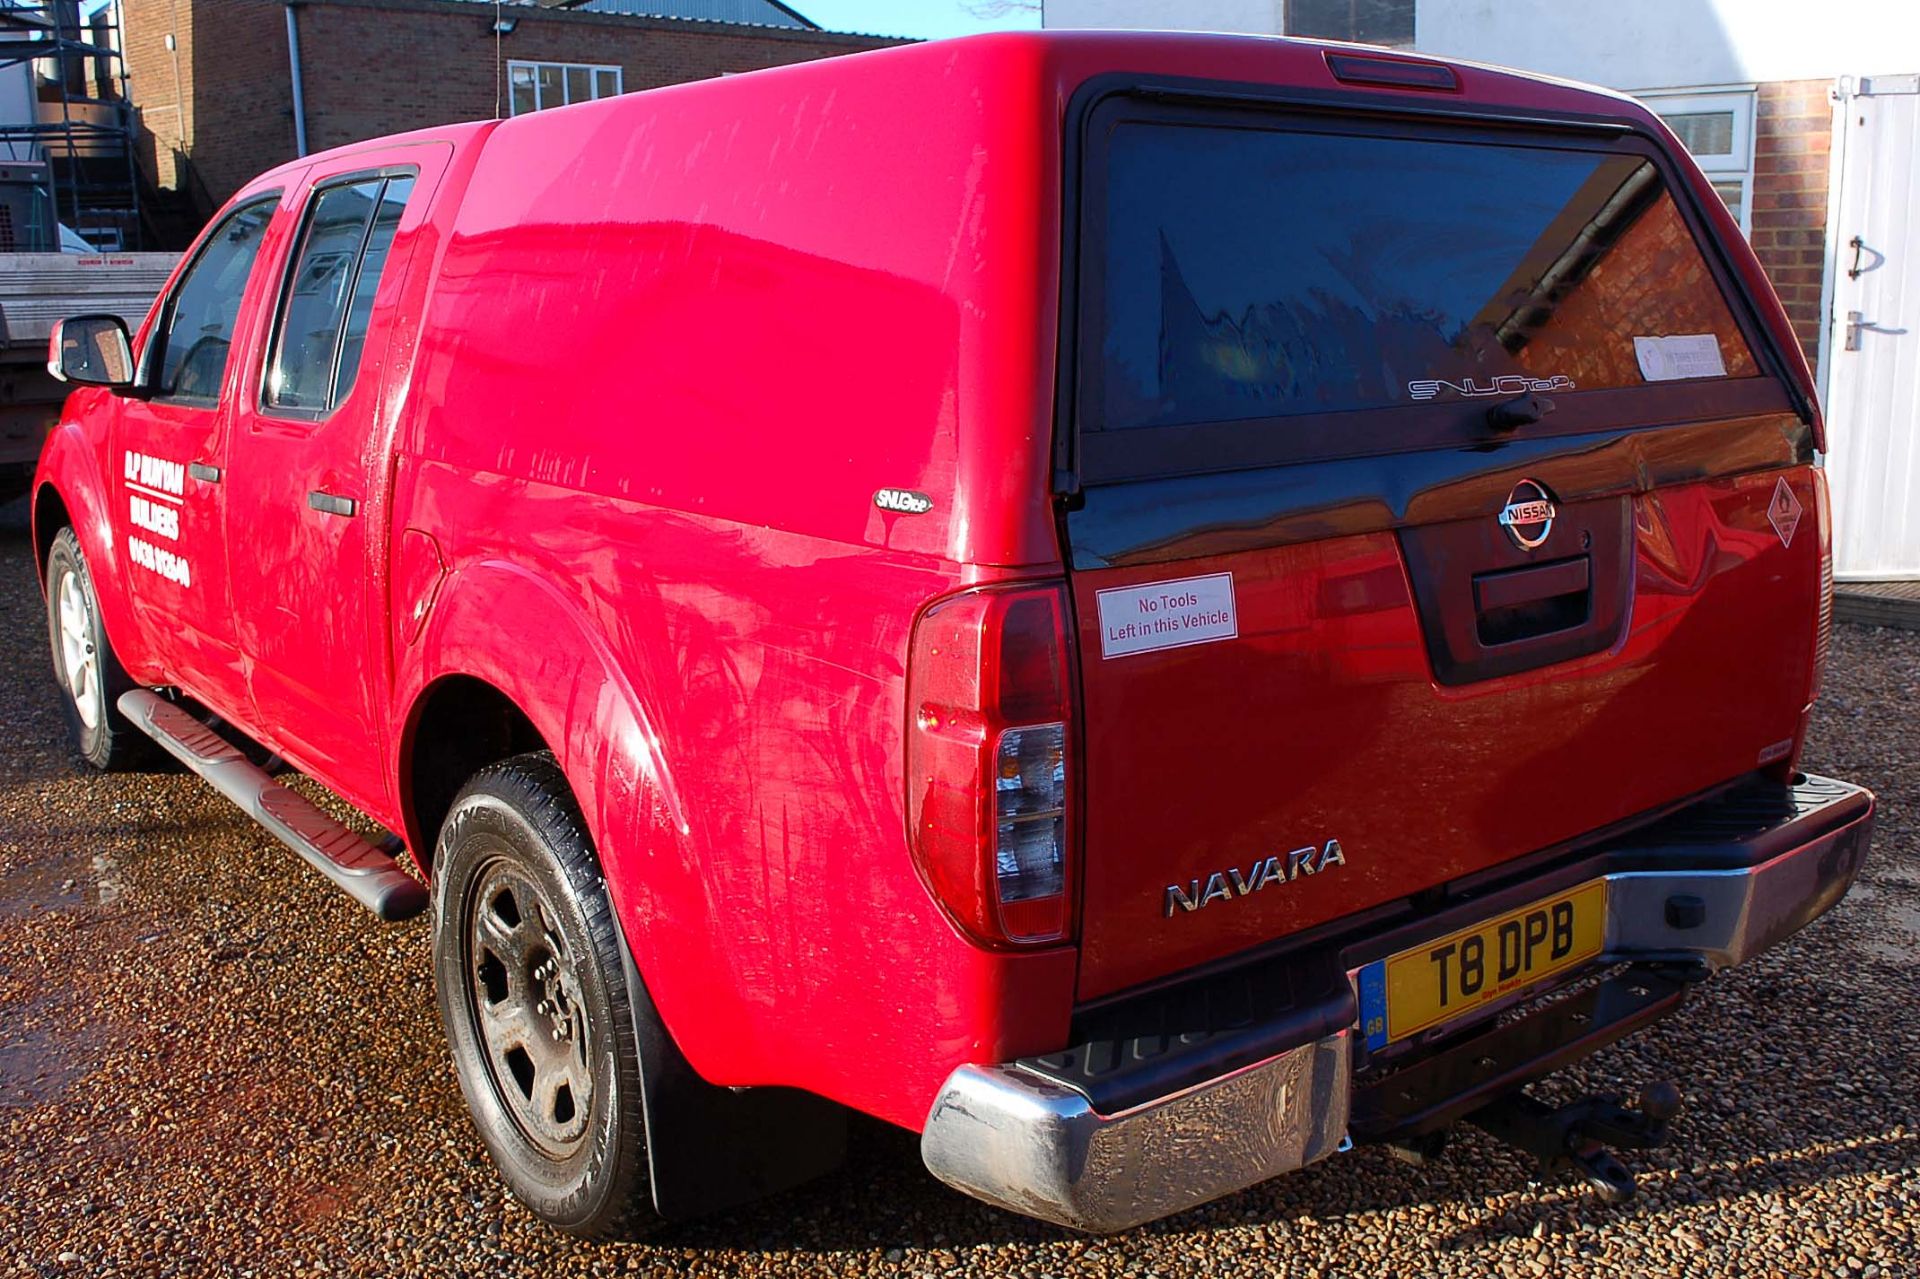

[392,557,707,1040]
[393,587,844,1213]
[31,481,71,592]
[30,430,149,684]
[399,672,550,871]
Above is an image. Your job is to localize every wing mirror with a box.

[48,314,135,389]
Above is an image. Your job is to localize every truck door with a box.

[223,146,445,812]
[113,186,296,708]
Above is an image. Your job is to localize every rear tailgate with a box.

[1062,90,1822,1001]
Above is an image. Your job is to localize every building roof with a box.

[453,0,820,29]
[568,0,816,27]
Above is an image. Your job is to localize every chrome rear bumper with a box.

[920,1030,1351,1233]
[921,775,1872,1232]
[1602,826,1868,969]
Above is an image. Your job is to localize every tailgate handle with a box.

[1474,556,1590,613]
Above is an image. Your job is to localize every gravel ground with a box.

[0,496,1914,1278]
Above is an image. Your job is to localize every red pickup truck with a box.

[32,32,1873,1237]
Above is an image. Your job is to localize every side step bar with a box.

[118,689,428,921]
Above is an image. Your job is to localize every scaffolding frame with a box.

[0,0,142,248]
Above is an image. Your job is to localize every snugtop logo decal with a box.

[1408,374,1574,401]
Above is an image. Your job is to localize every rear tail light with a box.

[906,583,1076,947]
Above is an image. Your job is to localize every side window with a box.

[331,176,413,404]
[264,172,416,415]
[153,198,278,402]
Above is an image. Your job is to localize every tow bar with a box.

[1467,1082,1684,1203]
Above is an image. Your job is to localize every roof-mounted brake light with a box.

[1325,52,1460,92]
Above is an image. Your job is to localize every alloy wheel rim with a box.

[465,858,595,1159]
[56,570,101,731]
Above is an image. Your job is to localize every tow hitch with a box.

[1467,1082,1683,1203]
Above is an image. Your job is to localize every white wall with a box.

[1042,0,1920,89]
[1044,0,1283,34]
[1416,0,1920,90]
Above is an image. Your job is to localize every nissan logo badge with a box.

[1497,479,1556,550]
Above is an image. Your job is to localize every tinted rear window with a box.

[1098,122,1759,433]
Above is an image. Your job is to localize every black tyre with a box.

[432,753,660,1238]
[44,526,148,771]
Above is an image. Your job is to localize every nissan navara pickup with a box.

[32,32,1874,1236]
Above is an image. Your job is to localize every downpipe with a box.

[284,2,308,157]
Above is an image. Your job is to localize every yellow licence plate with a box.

[1359,880,1608,1048]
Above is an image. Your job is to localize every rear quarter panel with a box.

[391,39,1075,1128]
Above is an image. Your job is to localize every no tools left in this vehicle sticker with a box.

[1096,572,1238,659]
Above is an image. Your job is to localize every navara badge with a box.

[1165,840,1346,917]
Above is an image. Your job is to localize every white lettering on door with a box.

[128,494,180,541]
[121,451,194,587]
[127,534,192,587]
[123,449,185,499]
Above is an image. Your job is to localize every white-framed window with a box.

[507,60,623,116]
[1640,89,1757,234]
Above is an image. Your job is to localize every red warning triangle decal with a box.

[1769,476,1803,549]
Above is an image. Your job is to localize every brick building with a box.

[117,0,907,238]
[1743,81,1832,363]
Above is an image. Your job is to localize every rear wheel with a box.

[44,526,146,771]
[432,753,661,1238]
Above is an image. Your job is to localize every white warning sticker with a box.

[1096,572,1238,659]
[1633,334,1728,382]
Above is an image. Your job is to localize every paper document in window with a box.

[1633,334,1728,382]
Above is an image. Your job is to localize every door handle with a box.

[188,462,221,484]
[1847,236,1886,280]
[307,491,357,518]
[1846,311,1910,351]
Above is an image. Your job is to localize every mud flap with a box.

[610,914,848,1220]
